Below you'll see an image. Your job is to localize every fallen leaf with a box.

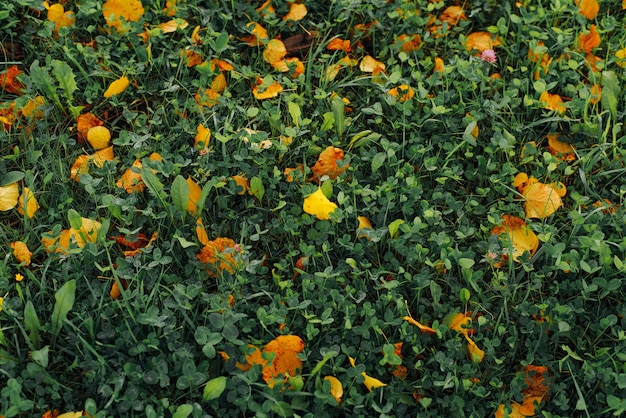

[303,188,338,220]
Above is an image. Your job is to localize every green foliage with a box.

[1,0,626,416]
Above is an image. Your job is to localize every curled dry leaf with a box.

[310,146,349,182]
[10,241,32,266]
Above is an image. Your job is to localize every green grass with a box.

[1,0,626,417]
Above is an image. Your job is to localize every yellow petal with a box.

[303,188,338,220]
[87,126,111,150]
[348,356,356,367]
[195,124,211,154]
[104,75,130,98]
[18,187,39,218]
[361,372,387,392]
[0,183,19,211]
[324,376,343,404]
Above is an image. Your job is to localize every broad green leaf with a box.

[331,96,345,138]
[67,209,83,231]
[140,167,167,200]
[171,175,190,214]
[50,279,76,338]
[202,376,227,401]
[209,32,229,53]
[29,60,61,107]
[51,59,77,103]
[24,300,42,348]
[250,176,265,201]
[288,101,301,128]
[31,345,49,368]
[458,258,475,269]
[1,171,25,186]
[172,404,193,418]
[601,70,620,122]
[463,121,478,146]
[320,112,335,131]
[371,152,386,173]
[388,219,405,239]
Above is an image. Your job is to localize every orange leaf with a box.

[465,32,501,53]
[360,55,386,73]
[578,24,600,53]
[18,187,39,219]
[76,112,104,143]
[252,80,283,100]
[326,38,352,52]
[117,159,144,193]
[546,133,575,161]
[195,123,211,154]
[186,177,201,216]
[576,0,599,19]
[0,65,24,95]
[539,91,566,114]
[310,146,349,182]
[324,376,343,404]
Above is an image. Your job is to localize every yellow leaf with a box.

[91,146,115,168]
[196,218,210,246]
[57,412,84,418]
[87,126,111,150]
[44,2,75,34]
[465,32,501,53]
[464,334,485,363]
[361,372,387,392]
[494,403,527,418]
[18,187,39,218]
[195,124,211,154]
[445,312,473,335]
[186,177,201,216]
[0,183,19,211]
[104,75,130,98]
[387,84,415,101]
[158,18,188,33]
[577,24,600,53]
[360,55,386,73]
[490,214,539,262]
[546,133,575,161]
[520,177,564,219]
[70,154,90,182]
[539,91,566,114]
[252,80,283,100]
[282,3,307,21]
[303,188,338,220]
[117,159,144,193]
[10,241,32,266]
[102,0,144,33]
[324,376,343,404]
[402,316,436,334]
[263,39,287,64]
